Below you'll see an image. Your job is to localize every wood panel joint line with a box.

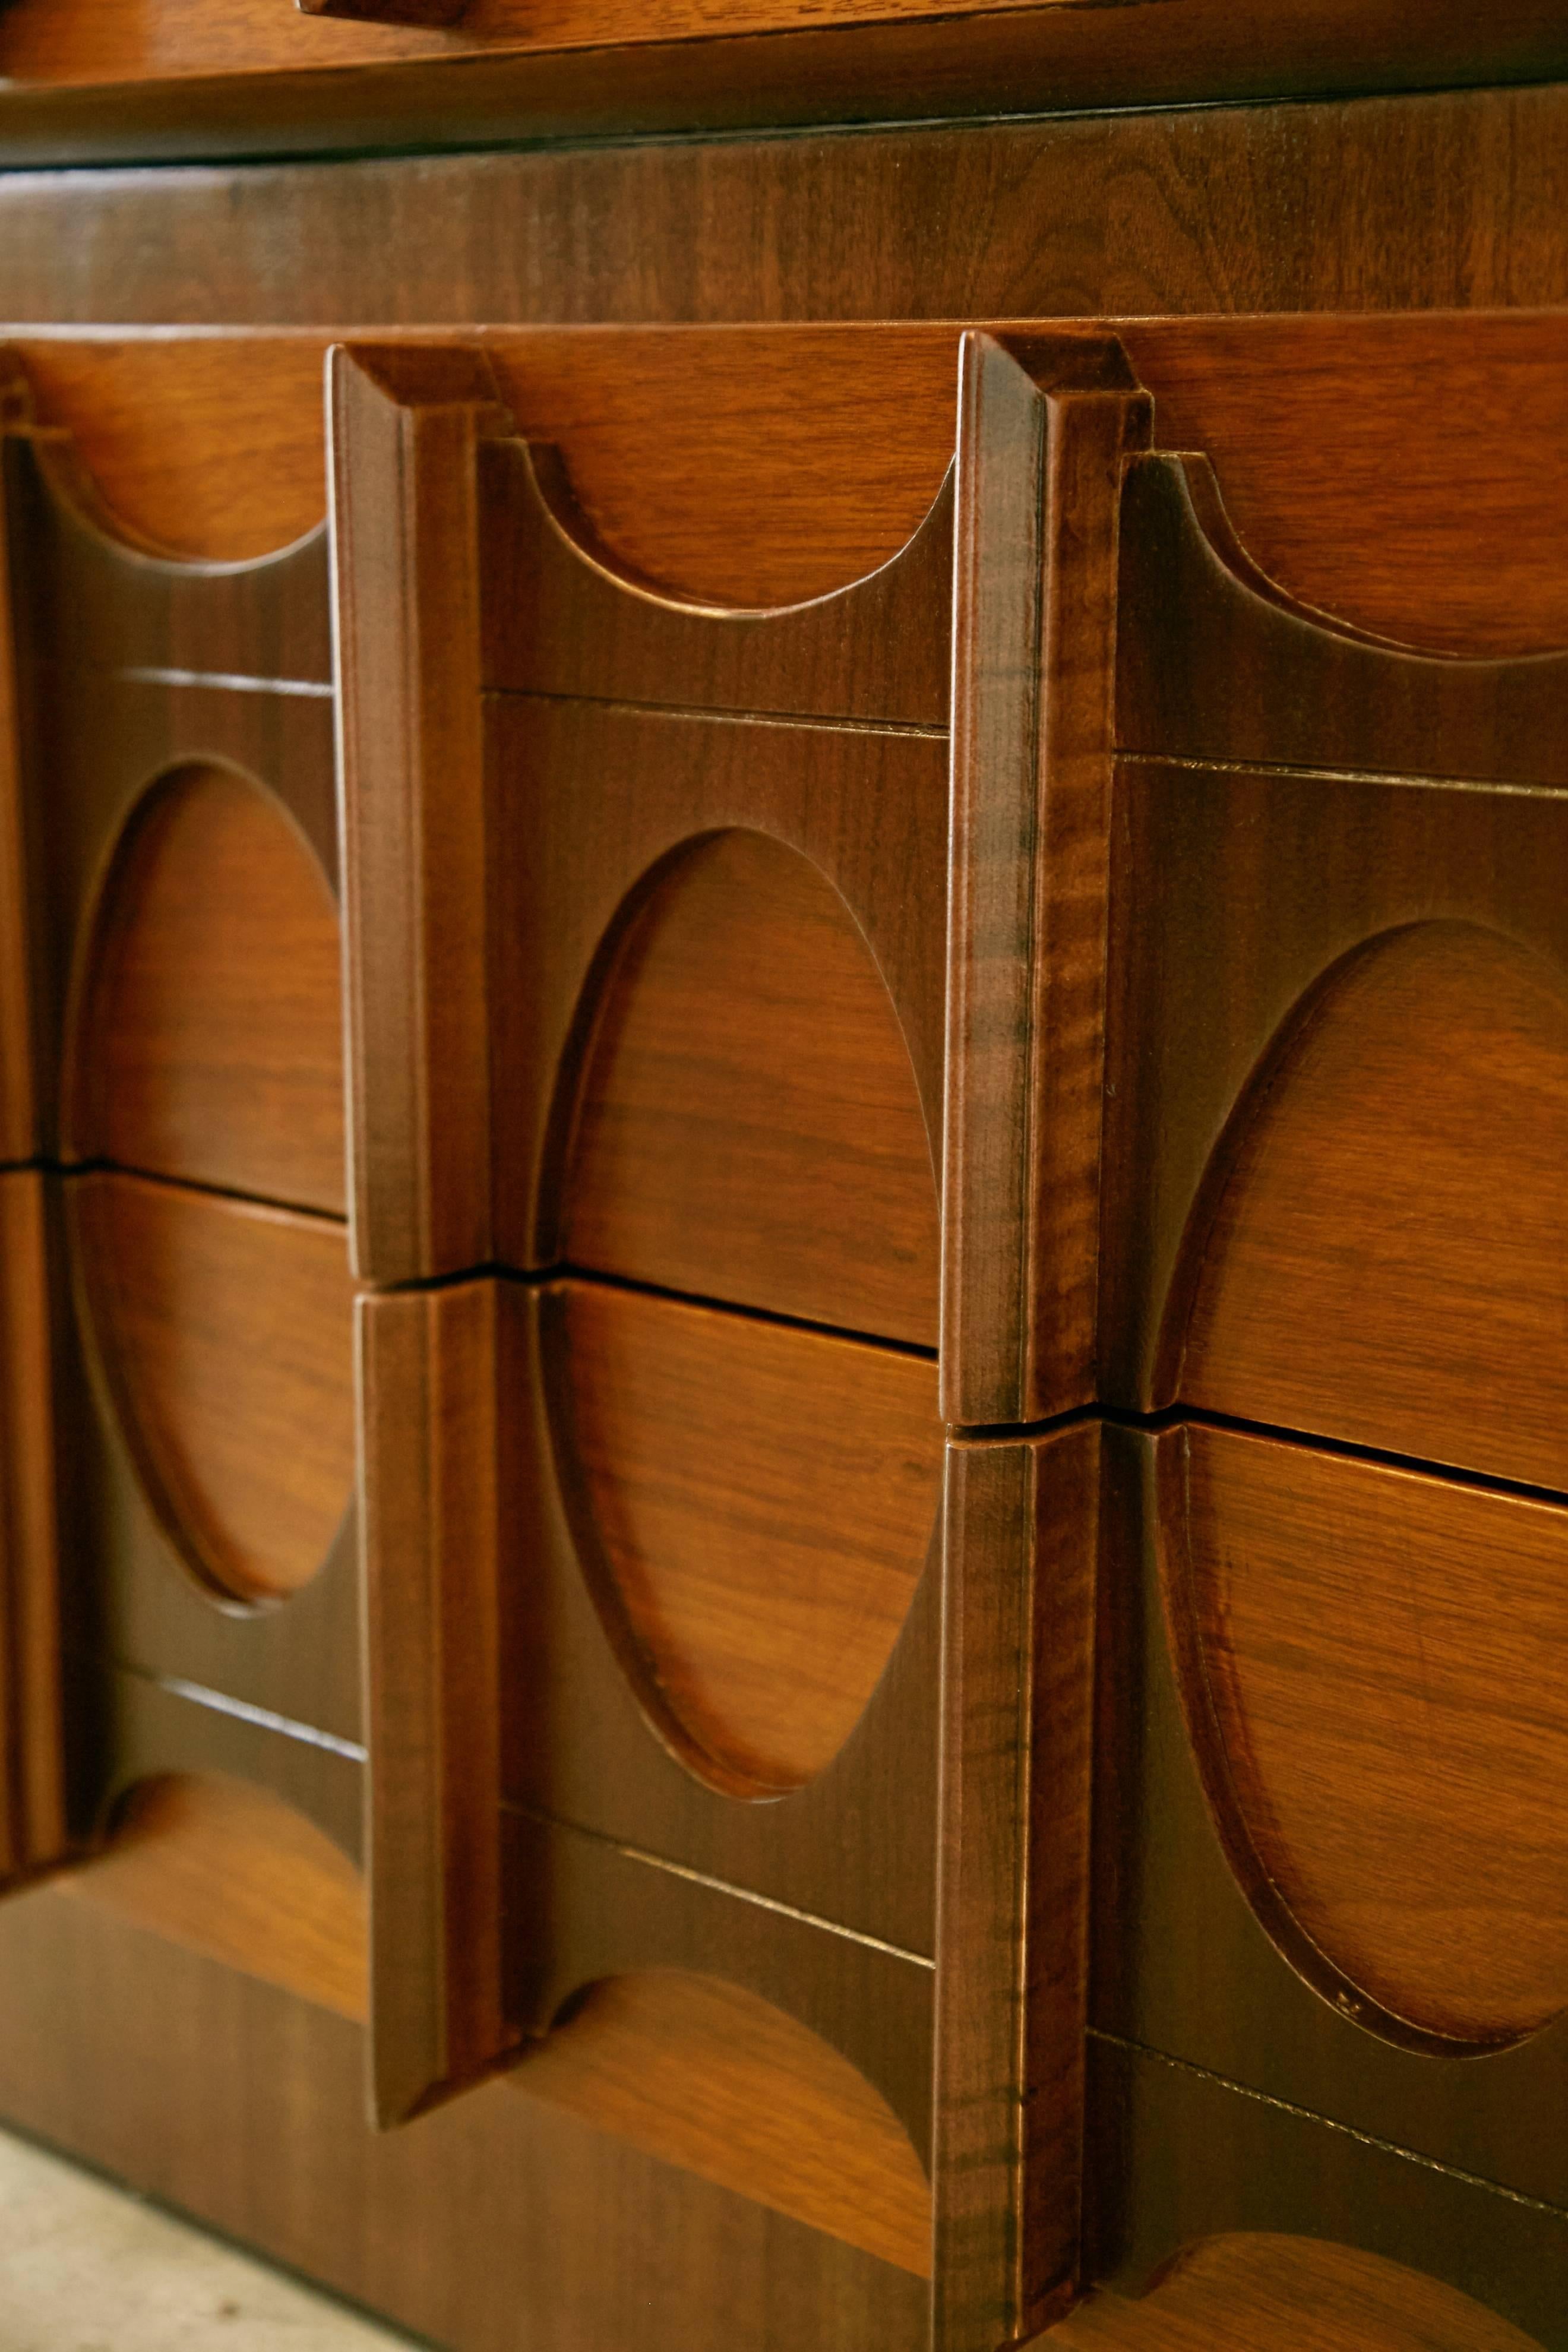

[125,1671,366,1764]
[63,1159,350,1229]
[954,1401,1568,1513]
[498,688,949,742]
[557,1261,941,1361]
[503,1804,935,1968]
[1086,2031,1568,2218]
[1117,749,1568,800]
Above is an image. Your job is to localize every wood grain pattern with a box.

[329,343,510,1285]
[71,1172,355,1602]
[61,1771,366,2020]
[1171,922,1568,1491]
[495,722,948,1311]
[1161,1424,1568,2051]
[1086,2035,1568,2344]
[0,86,1563,310]
[0,2,1566,176]
[359,1281,510,2123]
[69,761,345,1215]
[6,337,326,562]
[505,1807,935,2163]
[514,1970,930,2277]
[1057,2233,1547,2351]
[477,423,952,725]
[0,1885,930,2352]
[564,827,938,1349]
[1115,453,1568,792]
[12,317,1568,636]
[943,331,1148,1428]
[0,1172,64,1876]
[549,1278,941,1796]
[934,1423,1100,2347]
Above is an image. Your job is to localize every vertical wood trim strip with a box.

[359,1284,508,2127]
[933,1421,1101,2349]
[330,344,504,1285]
[943,332,1149,1428]
[0,1174,64,1876]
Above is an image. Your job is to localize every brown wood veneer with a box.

[69,761,346,1216]
[72,1173,355,1602]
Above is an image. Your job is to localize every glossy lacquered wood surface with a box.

[15,317,1568,641]
[69,761,346,1215]
[564,826,938,1349]
[62,1771,366,2020]
[0,1886,930,2352]
[0,1,1564,167]
[1162,1427,1568,2050]
[552,1279,941,1796]
[513,1971,931,2277]
[72,1174,354,1602]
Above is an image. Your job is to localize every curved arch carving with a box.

[70,1773,365,2021]
[514,1970,930,2277]
[1064,2233,1543,2350]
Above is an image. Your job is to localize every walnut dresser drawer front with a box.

[0,317,1566,2352]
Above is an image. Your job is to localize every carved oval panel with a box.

[1174,921,1568,1489]
[75,1172,355,1601]
[516,1971,930,2277]
[72,762,345,1215]
[1164,1424,1568,2048]
[550,1279,941,1795]
[551,830,943,1795]
[562,827,939,1348]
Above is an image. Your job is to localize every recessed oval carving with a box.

[1172,921,1568,1490]
[514,1970,930,2277]
[549,1280,941,1797]
[550,830,942,1797]
[561,827,939,1349]
[1162,1424,1568,2049]
[74,1172,355,1602]
[71,762,345,1216]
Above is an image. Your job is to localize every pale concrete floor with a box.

[0,2128,420,2351]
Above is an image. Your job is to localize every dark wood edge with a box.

[1,4,1566,169]
[0,1172,66,1878]
[933,1422,1101,2348]
[0,356,37,1168]
[943,328,1149,1430]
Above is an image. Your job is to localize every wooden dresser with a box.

[0,11,1564,2350]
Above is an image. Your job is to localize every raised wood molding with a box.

[358,1280,510,2125]
[935,1421,1100,2345]
[942,330,1149,1430]
[329,343,511,1286]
